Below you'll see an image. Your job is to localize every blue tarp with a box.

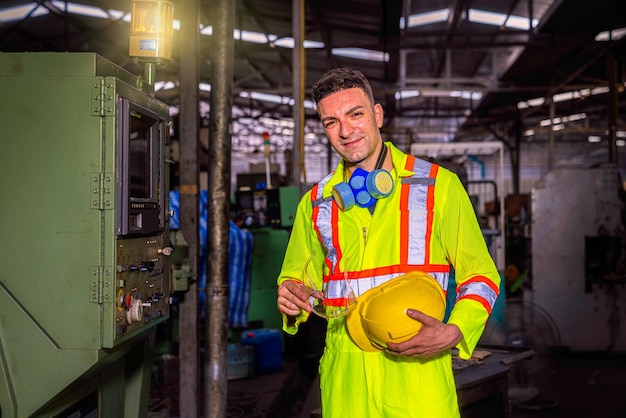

[169,190,253,328]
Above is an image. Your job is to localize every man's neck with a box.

[344,142,389,177]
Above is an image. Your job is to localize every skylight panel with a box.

[505,15,537,30]
[395,89,482,100]
[468,9,538,29]
[109,9,131,22]
[540,113,586,126]
[595,27,626,41]
[517,97,545,109]
[552,91,575,103]
[331,48,389,62]
[405,9,449,28]
[50,1,109,19]
[234,29,276,44]
[240,91,294,105]
[0,4,48,23]
[259,117,295,128]
[450,90,483,100]
[154,81,176,91]
[469,9,506,26]
[395,90,420,100]
[272,37,324,48]
[518,86,614,109]
[240,94,315,110]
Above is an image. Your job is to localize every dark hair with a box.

[311,67,375,105]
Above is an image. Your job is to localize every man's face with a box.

[317,87,384,172]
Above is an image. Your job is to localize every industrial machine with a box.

[410,142,506,270]
[0,53,171,417]
[531,165,626,352]
[234,184,300,332]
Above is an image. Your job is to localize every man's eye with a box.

[324,121,337,129]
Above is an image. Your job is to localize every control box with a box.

[0,52,171,417]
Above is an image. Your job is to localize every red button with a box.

[124,293,132,309]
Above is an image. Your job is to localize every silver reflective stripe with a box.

[430,271,450,293]
[457,280,498,307]
[325,273,405,299]
[313,173,339,272]
[325,271,449,299]
[405,158,434,265]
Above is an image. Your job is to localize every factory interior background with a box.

[1,0,626,417]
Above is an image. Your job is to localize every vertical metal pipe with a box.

[144,62,156,88]
[178,0,201,416]
[205,0,235,416]
[548,100,555,171]
[292,0,305,185]
[607,52,619,164]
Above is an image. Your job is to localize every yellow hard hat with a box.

[346,271,446,352]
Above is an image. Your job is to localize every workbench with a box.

[455,347,535,418]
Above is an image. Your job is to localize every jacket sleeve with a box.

[437,171,501,359]
[276,190,325,335]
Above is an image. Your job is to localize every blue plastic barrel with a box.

[240,328,283,374]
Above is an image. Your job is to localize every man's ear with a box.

[374,103,384,128]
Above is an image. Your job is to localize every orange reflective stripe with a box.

[399,155,415,264]
[458,294,493,314]
[424,164,438,264]
[311,183,323,243]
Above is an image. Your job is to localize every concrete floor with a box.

[149,347,626,418]
[509,352,626,418]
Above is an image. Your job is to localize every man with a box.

[277,67,500,417]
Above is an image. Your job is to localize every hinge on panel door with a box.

[90,172,114,210]
[91,77,116,117]
[89,266,113,304]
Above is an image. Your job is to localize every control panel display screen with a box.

[129,109,153,199]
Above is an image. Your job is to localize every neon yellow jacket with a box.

[278,142,500,417]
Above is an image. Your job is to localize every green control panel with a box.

[0,52,171,417]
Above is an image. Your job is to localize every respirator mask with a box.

[332,144,394,211]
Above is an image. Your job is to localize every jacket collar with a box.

[322,141,415,197]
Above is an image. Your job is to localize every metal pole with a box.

[178,0,201,416]
[607,52,619,164]
[292,0,305,186]
[143,62,156,87]
[548,100,555,171]
[205,0,235,416]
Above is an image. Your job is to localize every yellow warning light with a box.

[129,0,174,62]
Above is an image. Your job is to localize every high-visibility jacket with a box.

[278,142,500,418]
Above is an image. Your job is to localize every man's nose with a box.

[339,121,353,139]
